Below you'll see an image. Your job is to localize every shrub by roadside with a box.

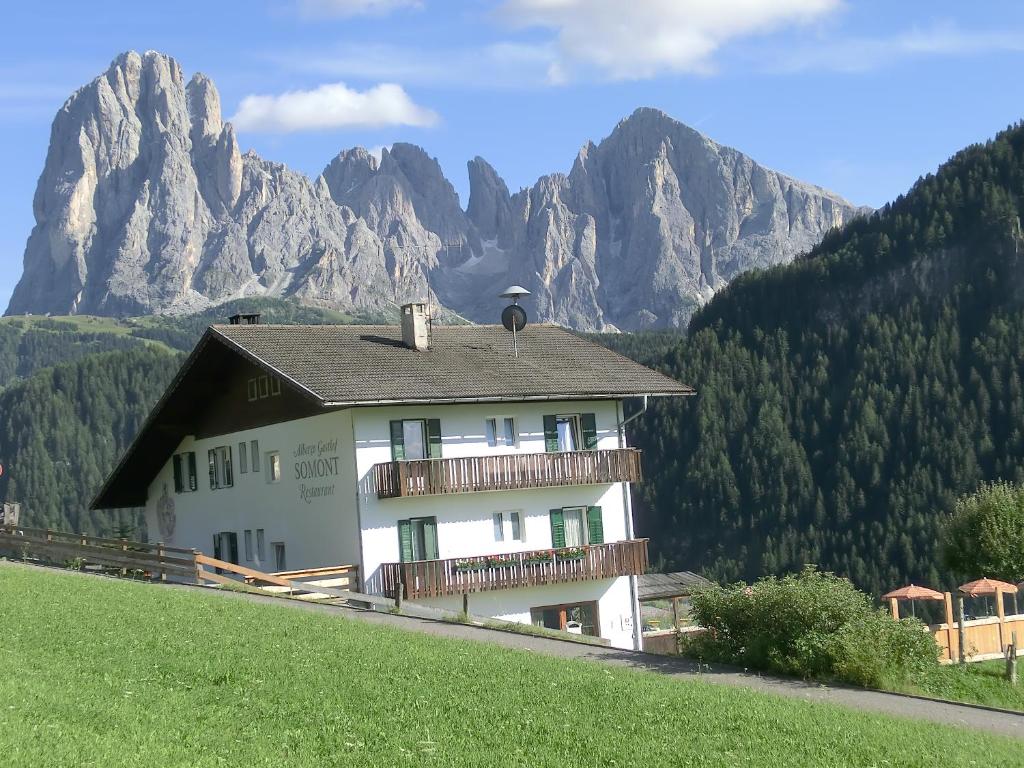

[683,566,939,688]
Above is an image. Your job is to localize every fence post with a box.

[157,543,166,582]
[462,592,469,617]
[394,578,403,611]
[1007,631,1018,686]
[120,540,128,577]
[957,597,968,665]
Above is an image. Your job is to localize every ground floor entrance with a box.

[530,600,599,637]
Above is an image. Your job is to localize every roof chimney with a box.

[401,302,430,351]
[228,312,261,325]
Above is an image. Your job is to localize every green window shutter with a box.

[213,534,222,560]
[581,413,598,450]
[398,519,413,562]
[543,415,559,452]
[187,452,198,491]
[426,419,442,459]
[172,454,183,493]
[586,506,604,545]
[390,420,405,461]
[208,449,217,489]
[228,532,239,565]
[549,508,565,548]
[423,517,439,560]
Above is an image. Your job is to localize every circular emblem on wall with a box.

[156,482,176,542]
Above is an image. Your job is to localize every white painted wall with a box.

[419,577,637,650]
[144,409,360,574]
[351,399,640,647]
[142,397,642,648]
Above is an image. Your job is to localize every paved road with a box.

[6,560,1024,740]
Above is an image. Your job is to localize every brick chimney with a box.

[401,302,430,351]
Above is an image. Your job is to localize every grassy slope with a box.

[908,660,1024,712]
[0,566,1019,767]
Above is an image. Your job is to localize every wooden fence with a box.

[0,524,196,580]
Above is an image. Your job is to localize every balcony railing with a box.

[372,448,642,499]
[379,539,649,600]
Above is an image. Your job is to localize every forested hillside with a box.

[611,122,1024,594]
[0,299,351,535]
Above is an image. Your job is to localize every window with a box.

[256,529,266,563]
[244,529,253,561]
[213,531,239,565]
[238,442,248,474]
[250,440,260,472]
[493,512,504,542]
[485,417,517,447]
[549,506,603,548]
[397,516,439,562]
[171,452,197,493]
[510,511,523,542]
[389,419,441,461]
[247,375,281,402]
[272,542,287,571]
[530,602,599,637]
[543,413,597,452]
[208,446,233,489]
[266,451,281,483]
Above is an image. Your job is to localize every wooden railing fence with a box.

[373,448,643,498]
[0,524,195,580]
[380,539,649,600]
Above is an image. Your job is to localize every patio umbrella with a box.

[958,578,1019,617]
[882,584,944,618]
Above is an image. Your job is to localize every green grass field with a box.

[0,564,1020,767]
[907,659,1024,712]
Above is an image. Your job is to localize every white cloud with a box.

[498,0,841,79]
[296,0,421,18]
[273,41,559,89]
[765,22,1024,73]
[230,82,439,133]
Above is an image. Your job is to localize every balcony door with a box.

[390,418,442,461]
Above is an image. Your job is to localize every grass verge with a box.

[0,564,1020,767]
[901,659,1024,711]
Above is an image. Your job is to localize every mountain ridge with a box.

[7,50,866,330]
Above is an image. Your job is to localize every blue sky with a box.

[2,0,1023,310]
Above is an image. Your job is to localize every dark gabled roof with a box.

[211,323,693,404]
[91,323,692,509]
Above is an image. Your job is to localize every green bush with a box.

[685,566,939,688]
[942,480,1024,583]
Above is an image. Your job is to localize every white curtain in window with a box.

[404,420,427,460]
[556,418,576,451]
[563,508,584,547]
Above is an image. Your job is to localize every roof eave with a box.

[323,390,695,408]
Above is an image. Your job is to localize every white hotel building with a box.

[93,305,692,649]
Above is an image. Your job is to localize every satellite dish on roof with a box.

[501,304,527,332]
[499,286,531,357]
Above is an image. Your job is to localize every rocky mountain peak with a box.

[8,53,866,329]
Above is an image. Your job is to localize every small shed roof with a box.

[637,571,713,601]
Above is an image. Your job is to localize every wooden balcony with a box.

[372,448,642,499]
[380,539,649,600]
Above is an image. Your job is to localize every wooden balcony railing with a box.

[379,539,649,600]
[372,448,642,499]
